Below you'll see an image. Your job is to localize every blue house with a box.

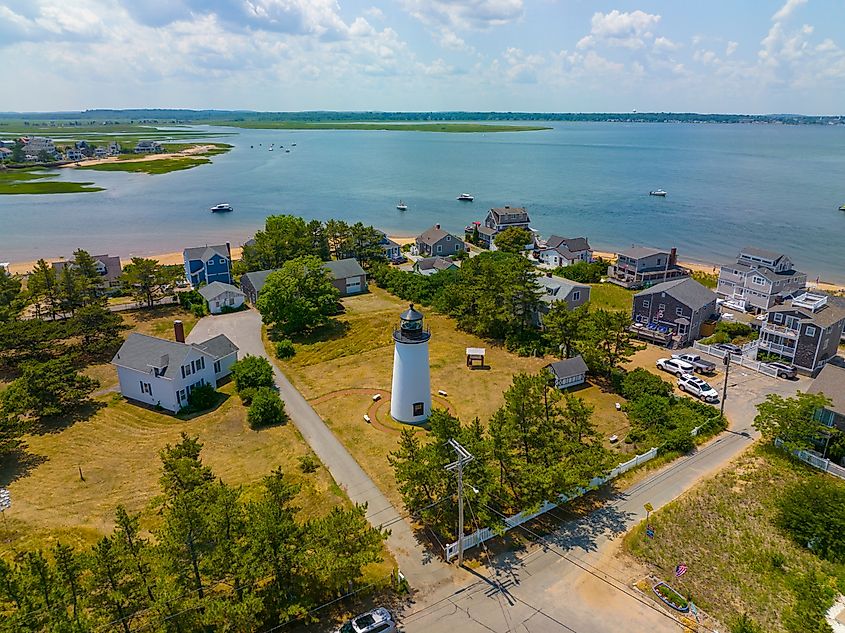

[183,243,233,288]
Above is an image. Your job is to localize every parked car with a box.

[713,343,743,355]
[338,608,397,633]
[390,255,408,264]
[677,373,720,403]
[766,361,798,379]
[671,353,717,375]
[656,357,695,376]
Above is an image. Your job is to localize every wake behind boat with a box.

[210,203,233,213]
[457,193,474,201]
[649,189,667,197]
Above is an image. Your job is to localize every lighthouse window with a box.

[413,402,424,417]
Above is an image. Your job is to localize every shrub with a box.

[298,454,320,473]
[701,330,730,345]
[219,303,246,314]
[777,479,845,563]
[715,321,753,339]
[182,382,217,413]
[239,387,257,406]
[231,355,274,392]
[554,259,607,284]
[247,387,287,429]
[275,339,296,359]
[659,429,695,455]
[191,303,207,318]
[731,613,762,633]
[620,368,673,400]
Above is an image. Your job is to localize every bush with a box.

[659,429,695,455]
[191,303,207,318]
[275,339,296,359]
[298,454,320,473]
[239,387,257,405]
[179,382,217,414]
[715,321,753,339]
[777,479,845,563]
[731,613,762,633]
[701,330,730,345]
[554,259,607,284]
[231,355,275,392]
[219,303,246,314]
[247,387,287,429]
[620,368,673,400]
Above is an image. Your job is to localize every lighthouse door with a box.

[413,402,424,417]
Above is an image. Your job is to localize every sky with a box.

[0,0,843,114]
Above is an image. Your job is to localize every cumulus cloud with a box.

[404,0,523,30]
[653,36,679,52]
[772,0,807,22]
[725,41,738,56]
[577,10,661,50]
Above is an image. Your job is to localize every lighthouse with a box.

[390,304,432,424]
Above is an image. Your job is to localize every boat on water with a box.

[210,203,233,213]
[285,149,290,153]
[292,143,297,146]
[457,193,474,201]
[840,204,845,211]
[649,189,667,197]
[396,200,408,211]
[268,147,274,151]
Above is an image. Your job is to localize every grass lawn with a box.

[623,445,844,632]
[268,287,639,508]
[219,120,551,133]
[0,168,103,195]
[78,156,212,174]
[589,282,635,311]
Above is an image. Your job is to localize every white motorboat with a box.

[457,193,474,201]
[210,203,233,213]
[649,189,667,197]
[396,200,408,211]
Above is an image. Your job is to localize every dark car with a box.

[713,343,743,355]
[766,361,798,379]
[390,255,407,264]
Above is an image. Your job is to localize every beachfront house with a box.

[108,142,121,156]
[474,206,532,248]
[198,281,245,315]
[631,277,718,347]
[716,247,807,314]
[758,292,845,375]
[606,246,689,289]
[535,236,592,268]
[94,147,108,158]
[808,363,845,431]
[183,243,233,288]
[23,137,58,160]
[52,254,123,293]
[415,225,466,257]
[378,232,401,260]
[112,326,238,413]
[536,273,590,319]
[134,140,163,154]
[324,258,368,296]
[413,256,458,276]
[0,148,11,162]
[65,149,85,161]
[546,355,589,390]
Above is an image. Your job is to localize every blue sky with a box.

[0,0,843,114]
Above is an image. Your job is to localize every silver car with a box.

[338,607,397,633]
[766,361,798,379]
[678,373,720,403]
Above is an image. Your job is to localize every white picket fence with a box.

[444,446,659,561]
[776,441,845,480]
[692,341,779,378]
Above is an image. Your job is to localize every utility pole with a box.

[445,439,474,566]
[720,353,731,418]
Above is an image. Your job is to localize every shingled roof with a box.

[112,333,238,380]
[183,244,230,262]
[635,277,717,311]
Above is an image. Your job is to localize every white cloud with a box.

[772,0,807,22]
[653,36,679,52]
[580,9,660,49]
[404,0,523,30]
[725,41,738,56]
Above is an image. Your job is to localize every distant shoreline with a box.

[8,239,843,294]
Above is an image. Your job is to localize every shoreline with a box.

[57,144,222,169]
[6,238,843,294]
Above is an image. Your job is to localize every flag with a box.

[675,564,687,578]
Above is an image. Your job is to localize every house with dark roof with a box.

[112,330,238,412]
[52,254,123,293]
[376,232,401,260]
[535,236,592,268]
[198,281,245,314]
[758,292,845,375]
[631,277,718,346]
[413,256,458,276]
[240,258,367,304]
[535,274,590,324]
[607,246,689,289]
[808,362,845,430]
[183,243,233,288]
[240,269,275,304]
[484,206,531,233]
[546,355,588,390]
[716,247,807,314]
[415,224,466,257]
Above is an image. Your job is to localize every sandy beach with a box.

[57,144,220,169]
[7,239,843,294]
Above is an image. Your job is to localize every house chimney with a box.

[174,320,185,343]
[546,271,553,278]
[669,247,677,267]
[435,223,440,230]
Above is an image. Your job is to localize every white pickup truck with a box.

[671,353,717,375]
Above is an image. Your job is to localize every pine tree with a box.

[28,259,60,318]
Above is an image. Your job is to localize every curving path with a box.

[186,309,455,593]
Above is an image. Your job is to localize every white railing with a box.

[693,342,779,378]
[445,446,660,561]
[758,340,797,357]
[776,441,845,481]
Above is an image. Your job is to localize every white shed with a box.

[198,281,245,315]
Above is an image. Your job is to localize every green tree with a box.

[2,358,98,419]
[620,367,673,400]
[27,258,60,318]
[68,304,125,359]
[71,249,105,303]
[88,536,143,633]
[0,410,24,456]
[325,219,353,260]
[493,227,533,253]
[231,355,275,392]
[36,149,52,163]
[247,388,287,429]
[554,259,607,284]
[241,214,316,272]
[257,255,340,335]
[0,268,24,322]
[347,222,387,268]
[543,302,588,358]
[52,542,86,629]
[11,140,25,163]
[578,309,635,375]
[121,257,176,308]
[777,478,845,563]
[57,263,85,315]
[753,392,833,452]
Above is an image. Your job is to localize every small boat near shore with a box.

[396,200,408,211]
[839,204,845,211]
[210,203,233,213]
[457,193,474,201]
[649,189,667,197]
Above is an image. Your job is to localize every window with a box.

[413,402,424,417]
[177,389,186,404]
[455,244,460,252]
[140,381,152,395]
[219,258,226,264]
[752,276,766,285]
[676,307,684,316]
[183,364,192,377]
[773,313,783,323]
[805,326,817,337]
[436,245,442,253]
[642,300,650,308]
[572,291,580,302]
[207,259,214,265]
[215,301,220,308]
[446,235,451,241]
[198,357,205,370]
[658,304,666,312]
[214,360,221,373]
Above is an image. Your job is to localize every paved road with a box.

[400,362,811,632]
[187,309,454,592]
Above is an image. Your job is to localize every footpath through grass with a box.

[623,445,845,632]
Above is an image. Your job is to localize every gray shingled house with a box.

[415,224,466,257]
[632,277,718,346]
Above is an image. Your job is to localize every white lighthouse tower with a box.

[390,304,432,424]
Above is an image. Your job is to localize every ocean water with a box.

[1,122,844,281]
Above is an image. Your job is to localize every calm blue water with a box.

[2,122,844,281]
